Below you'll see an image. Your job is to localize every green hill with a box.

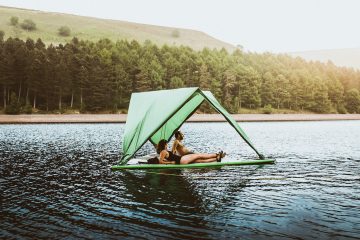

[290,48,360,70]
[0,5,235,51]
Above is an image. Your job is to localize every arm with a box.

[172,140,179,154]
[159,150,175,164]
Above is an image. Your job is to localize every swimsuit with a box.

[167,151,182,164]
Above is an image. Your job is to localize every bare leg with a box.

[193,158,217,163]
[191,153,217,159]
[180,153,217,164]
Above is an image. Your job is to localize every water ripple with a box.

[1,121,360,239]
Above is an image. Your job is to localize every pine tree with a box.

[327,77,344,110]
[13,44,28,103]
[0,39,17,109]
[169,76,184,89]
[54,59,70,110]
[0,30,4,41]
[27,49,45,108]
[311,80,331,113]
[273,74,289,109]
[261,72,275,107]
[345,88,360,113]
[78,65,88,110]
[199,63,211,90]
[222,68,236,111]
[5,92,21,114]
[0,35,359,114]
[112,64,130,109]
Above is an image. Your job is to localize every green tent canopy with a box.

[119,87,264,165]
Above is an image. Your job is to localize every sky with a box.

[0,0,359,53]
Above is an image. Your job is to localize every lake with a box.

[1,121,359,239]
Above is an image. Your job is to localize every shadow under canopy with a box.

[118,87,265,165]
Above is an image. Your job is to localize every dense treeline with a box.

[1,35,360,114]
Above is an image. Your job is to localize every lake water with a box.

[1,121,360,239]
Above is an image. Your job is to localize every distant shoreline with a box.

[0,114,360,124]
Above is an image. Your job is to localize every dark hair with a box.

[156,139,167,154]
[174,130,183,140]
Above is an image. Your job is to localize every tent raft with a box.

[111,87,275,170]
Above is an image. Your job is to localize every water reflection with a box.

[1,121,360,239]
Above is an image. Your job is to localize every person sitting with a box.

[172,130,193,156]
[157,139,225,165]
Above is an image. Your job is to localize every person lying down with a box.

[156,139,226,165]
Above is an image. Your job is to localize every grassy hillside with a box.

[0,6,235,51]
[290,48,360,70]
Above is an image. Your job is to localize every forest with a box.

[1,34,360,114]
